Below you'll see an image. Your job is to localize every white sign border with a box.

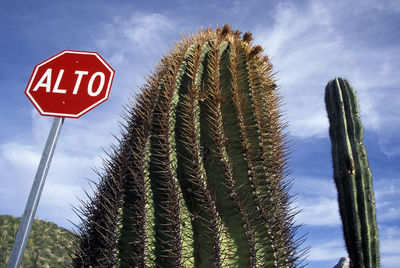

[25,50,115,118]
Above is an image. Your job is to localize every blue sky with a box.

[1,0,399,267]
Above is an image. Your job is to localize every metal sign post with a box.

[7,117,64,268]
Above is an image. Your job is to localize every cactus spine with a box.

[325,78,380,268]
[73,25,303,267]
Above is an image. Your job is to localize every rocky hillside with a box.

[0,215,75,267]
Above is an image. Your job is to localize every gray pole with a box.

[6,117,64,268]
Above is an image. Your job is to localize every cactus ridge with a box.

[73,26,304,267]
[325,78,380,268]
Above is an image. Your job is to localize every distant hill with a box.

[0,215,75,267]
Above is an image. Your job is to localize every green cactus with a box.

[325,78,380,268]
[72,25,304,267]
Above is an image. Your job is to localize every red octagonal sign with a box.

[25,50,115,118]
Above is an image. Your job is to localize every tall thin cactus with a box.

[325,78,380,268]
[72,25,304,267]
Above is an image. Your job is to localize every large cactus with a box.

[325,78,380,268]
[72,25,303,267]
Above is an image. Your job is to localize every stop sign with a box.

[25,50,115,118]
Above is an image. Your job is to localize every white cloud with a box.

[94,11,180,112]
[42,183,83,208]
[293,176,400,266]
[261,1,335,58]
[31,110,53,143]
[294,177,337,197]
[379,207,400,222]
[296,196,340,226]
[254,1,343,138]
[375,179,400,198]
[378,133,400,157]
[382,238,400,254]
[378,225,400,267]
[382,256,400,268]
[29,108,117,153]
[0,142,40,172]
[97,12,177,64]
[375,178,400,222]
[293,177,340,226]
[253,0,400,143]
[122,13,175,47]
[0,112,109,228]
[308,240,347,261]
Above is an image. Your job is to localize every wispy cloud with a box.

[0,111,108,227]
[293,176,336,197]
[253,0,400,147]
[122,13,175,47]
[294,175,400,226]
[95,11,180,111]
[308,240,347,261]
[375,178,400,222]
[254,0,340,138]
[294,175,400,265]
[378,225,400,266]
[296,196,340,226]
[97,12,178,66]
[292,177,339,226]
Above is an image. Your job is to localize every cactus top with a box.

[73,25,304,268]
